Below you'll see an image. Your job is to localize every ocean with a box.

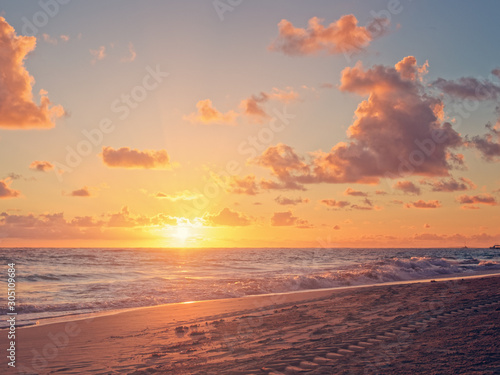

[1,247,499,328]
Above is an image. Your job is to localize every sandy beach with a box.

[1,274,498,374]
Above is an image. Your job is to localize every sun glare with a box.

[174,226,191,243]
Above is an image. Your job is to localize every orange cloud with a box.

[154,190,202,201]
[101,147,171,169]
[0,17,64,129]
[405,200,441,209]
[70,187,91,197]
[270,210,312,228]
[29,160,54,172]
[0,179,20,199]
[269,15,389,56]
[227,175,260,195]
[457,194,497,206]
[121,42,137,63]
[205,208,251,226]
[184,99,237,125]
[90,45,106,64]
[240,88,298,121]
[393,181,421,195]
[0,208,179,240]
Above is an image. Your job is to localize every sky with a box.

[0,0,499,248]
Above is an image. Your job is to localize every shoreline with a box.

[2,273,499,374]
[13,270,500,330]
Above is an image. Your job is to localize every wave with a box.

[1,252,499,328]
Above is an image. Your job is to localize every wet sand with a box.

[2,274,499,374]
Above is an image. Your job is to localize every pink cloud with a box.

[184,99,238,125]
[344,187,368,197]
[29,160,54,172]
[468,124,500,161]
[121,42,137,63]
[393,180,421,195]
[0,17,64,129]
[70,187,91,197]
[405,200,441,209]
[269,15,389,56]
[422,177,476,192]
[240,88,299,121]
[90,45,106,64]
[0,179,20,199]
[433,76,500,100]
[255,58,464,188]
[252,143,311,190]
[101,147,171,169]
[320,199,350,208]
[457,194,497,206]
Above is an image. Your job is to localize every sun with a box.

[173,225,191,244]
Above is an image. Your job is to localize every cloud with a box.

[70,187,91,197]
[0,179,20,199]
[467,123,500,162]
[422,177,475,192]
[184,99,238,125]
[70,216,104,227]
[0,208,181,240]
[405,200,441,209]
[312,57,463,183]
[255,58,464,188]
[29,160,54,172]
[60,34,70,42]
[100,147,171,169]
[269,15,389,56]
[42,33,57,44]
[252,143,311,190]
[270,210,312,228]
[344,187,368,196]
[271,211,296,226]
[227,175,260,195]
[351,204,373,210]
[274,196,309,205]
[240,88,299,121]
[90,45,106,64]
[154,190,203,201]
[121,42,137,63]
[424,223,431,228]
[375,190,387,195]
[457,194,497,206]
[433,76,500,100]
[0,17,64,129]
[393,180,421,195]
[320,199,350,208]
[333,225,341,230]
[205,207,251,226]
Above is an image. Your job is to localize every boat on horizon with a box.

[490,244,500,249]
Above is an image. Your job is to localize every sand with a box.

[2,274,499,374]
